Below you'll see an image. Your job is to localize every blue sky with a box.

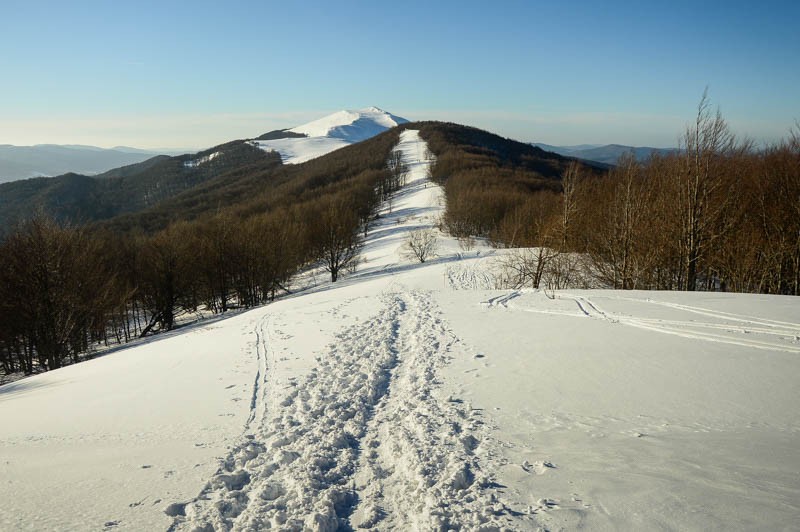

[1,0,798,149]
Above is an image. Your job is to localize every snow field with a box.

[0,312,265,530]
[174,288,511,530]
[437,287,800,530]
[2,128,799,531]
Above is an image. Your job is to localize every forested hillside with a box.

[0,141,277,231]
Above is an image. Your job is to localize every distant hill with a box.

[532,142,677,165]
[0,111,608,235]
[0,107,412,233]
[0,141,279,231]
[0,144,181,183]
[252,107,409,164]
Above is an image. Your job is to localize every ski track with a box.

[445,256,497,291]
[170,287,513,531]
[482,291,800,354]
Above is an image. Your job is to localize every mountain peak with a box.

[289,107,408,141]
[253,107,408,165]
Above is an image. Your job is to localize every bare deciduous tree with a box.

[561,161,582,250]
[676,89,737,290]
[311,195,363,282]
[404,229,438,263]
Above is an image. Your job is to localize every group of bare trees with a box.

[0,177,390,377]
[572,95,799,293]
[0,210,301,375]
[0,125,410,377]
[425,96,799,294]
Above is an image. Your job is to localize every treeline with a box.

[0,129,407,376]
[415,121,602,239]
[571,105,800,294]
[425,97,800,294]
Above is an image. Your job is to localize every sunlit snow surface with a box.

[1,130,799,530]
[254,106,408,164]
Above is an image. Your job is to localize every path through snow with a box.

[174,287,515,530]
[170,131,522,530]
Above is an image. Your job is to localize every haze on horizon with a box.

[1,0,797,151]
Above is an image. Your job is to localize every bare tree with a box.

[676,89,737,290]
[404,229,438,263]
[561,161,582,250]
[587,153,654,289]
[496,246,561,289]
[137,222,197,335]
[0,216,116,370]
[494,192,562,289]
[311,195,363,282]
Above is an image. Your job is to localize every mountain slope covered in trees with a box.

[0,141,278,231]
[0,108,410,233]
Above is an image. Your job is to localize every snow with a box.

[2,130,799,531]
[254,107,408,165]
[252,136,351,165]
[184,151,221,168]
[288,106,407,141]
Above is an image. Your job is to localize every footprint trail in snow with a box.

[170,287,516,531]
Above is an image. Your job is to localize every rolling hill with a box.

[0,108,410,232]
[0,141,279,232]
[533,142,677,165]
[0,110,598,235]
[0,144,177,184]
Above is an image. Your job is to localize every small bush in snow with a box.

[404,229,438,263]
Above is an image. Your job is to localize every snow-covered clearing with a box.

[1,129,799,531]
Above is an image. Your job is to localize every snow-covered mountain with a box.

[253,106,408,164]
[1,129,798,531]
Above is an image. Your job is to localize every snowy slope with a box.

[253,107,407,165]
[1,130,799,531]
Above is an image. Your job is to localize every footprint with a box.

[213,470,251,491]
[522,460,556,474]
[461,435,480,453]
[164,502,186,517]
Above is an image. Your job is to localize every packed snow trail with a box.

[169,130,526,530]
[171,287,515,531]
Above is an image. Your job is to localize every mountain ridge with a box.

[532,142,677,165]
[0,144,181,184]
